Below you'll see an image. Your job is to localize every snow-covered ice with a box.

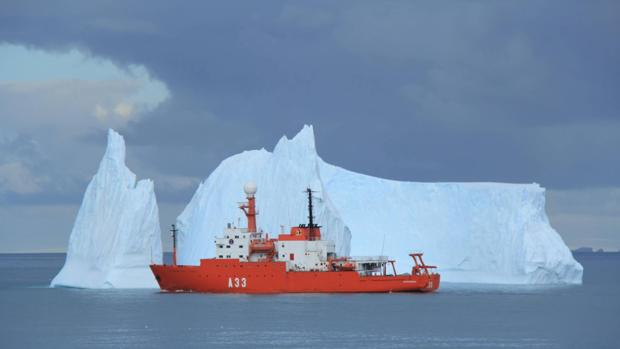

[177,126,351,265]
[321,164,583,284]
[51,130,162,288]
[178,125,582,284]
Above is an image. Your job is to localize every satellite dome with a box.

[244,182,257,196]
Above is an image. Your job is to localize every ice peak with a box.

[103,129,126,164]
[293,124,315,143]
[273,125,316,157]
[51,128,162,288]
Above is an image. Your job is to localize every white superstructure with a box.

[214,226,251,261]
[213,185,337,272]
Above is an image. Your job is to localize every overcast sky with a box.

[1,1,618,252]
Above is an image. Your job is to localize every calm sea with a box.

[0,253,618,348]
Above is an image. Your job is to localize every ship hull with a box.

[150,259,440,294]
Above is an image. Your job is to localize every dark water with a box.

[0,253,618,348]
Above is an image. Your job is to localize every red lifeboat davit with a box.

[249,239,276,261]
[250,240,275,253]
[329,258,356,271]
[340,262,356,271]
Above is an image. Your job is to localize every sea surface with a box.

[0,253,618,349]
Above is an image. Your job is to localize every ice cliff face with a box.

[51,130,162,288]
[179,125,582,284]
[320,165,583,284]
[177,126,351,265]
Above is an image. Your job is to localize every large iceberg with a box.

[177,126,351,265]
[178,125,582,284]
[51,130,162,288]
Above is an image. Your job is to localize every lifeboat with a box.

[329,258,356,271]
[340,262,356,271]
[250,240,275,253]
[250,239,276,261]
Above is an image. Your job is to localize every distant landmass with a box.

[572,247,620,253]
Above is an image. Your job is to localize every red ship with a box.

[150,184,440,293]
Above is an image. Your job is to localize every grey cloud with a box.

[548,187,620,217]
[0,133,48,195]
[0,203,79,252]
[1,0,618,191]
[1,0,618,189]
[547,187,620,250]
[0,78,159,204]
[0,80,145,136]
[0,0,618,251]
[0,131,86,205]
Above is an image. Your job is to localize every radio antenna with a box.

[307,188,315,228]
[381,233,386,257]
[170,224,178,266]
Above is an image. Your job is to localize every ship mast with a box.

[307,188,315,228]
[170,224,178,266]
[306,188,320,240]
[240,182,258,232]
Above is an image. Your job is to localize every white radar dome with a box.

[244,182,257,196]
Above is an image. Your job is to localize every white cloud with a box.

[0,43,169,136]
[0,44,171,204]
[94,104,109,121]
[0,79,144,135]
[114,102,134,119]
